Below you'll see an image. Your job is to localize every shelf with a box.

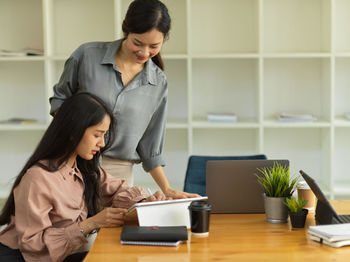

[2,0,350,198]
[334,0,350,53]
[0,123,48,131]
[192,118,259,129]
[262,53,331,58]
[51,0,115,56]
[264,128,331,190]
[334,53,350,58]
[333,182,350,196]
[162,54,188,59]
[0,130,45,198]
[190,0,258,54]
[335,58,350,118]
[191,53,259,59]
[263,0,330,53]
[334,128,350,187]
[263,118,330,128]
[192,58,258,120]
[263,58,331,121]
[0,61,47,123]
[165,59,188,121]
[193,129,259,155]
[0,0,43,52]
[166,120,188,129]
[0,56,45,61]
[50,55,69,61]
[160,0,187,55]
[334,117,350,127]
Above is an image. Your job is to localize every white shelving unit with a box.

[1,0,350,199]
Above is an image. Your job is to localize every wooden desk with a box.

[84,200,350,261]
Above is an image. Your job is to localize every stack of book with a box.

[277,113,317,122]
[207,113,237,123]
[308,224,350,248]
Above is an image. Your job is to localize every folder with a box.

[120,226,188,246]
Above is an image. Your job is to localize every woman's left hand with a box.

[144,190,168,201]
[164,188,201,199]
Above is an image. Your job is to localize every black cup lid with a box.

[188,200,211,211]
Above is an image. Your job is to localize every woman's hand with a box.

[92,207,128,227]
[143,190,168,201]
[164,187,201,199]
[79,207,128,234]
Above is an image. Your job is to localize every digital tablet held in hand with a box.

[126,196,208,216]
[125,196,208,228]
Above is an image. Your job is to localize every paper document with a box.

[276,113,317,122]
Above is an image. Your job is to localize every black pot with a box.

[289,209,309,228]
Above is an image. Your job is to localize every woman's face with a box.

[75,115,111,160]
[124,28,164,64]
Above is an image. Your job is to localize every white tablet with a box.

[126,196,208,228]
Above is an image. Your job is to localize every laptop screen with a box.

[299,170,340,222]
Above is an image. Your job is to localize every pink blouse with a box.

[0,161,146,262]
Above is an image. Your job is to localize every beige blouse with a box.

[0,161,146,262]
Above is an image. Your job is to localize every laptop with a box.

[299,170,350,224]
[206,159,289,214]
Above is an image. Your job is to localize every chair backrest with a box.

[183,154,267,196]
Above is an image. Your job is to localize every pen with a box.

[147,188,153,197]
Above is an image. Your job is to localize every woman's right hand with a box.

[92,207,128,228]
[79,207,128,234]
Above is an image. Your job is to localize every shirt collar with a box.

[59,161,83,182]
[101,39,158,86]
[101,39,121,66]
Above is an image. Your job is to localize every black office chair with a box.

[183,154,267,196]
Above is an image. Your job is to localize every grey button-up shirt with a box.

[49,39,168,172]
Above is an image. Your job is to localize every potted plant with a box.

[256,162,299,223]
[285,197,308,228]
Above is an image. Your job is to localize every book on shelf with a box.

[0,118,38,125]
[308,223,350,247]
[276,112,317,122]
[0,48,43,57]
[207,113,237,123]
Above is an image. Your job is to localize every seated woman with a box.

[0,93,166,262]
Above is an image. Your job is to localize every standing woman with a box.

[50,0,198,198]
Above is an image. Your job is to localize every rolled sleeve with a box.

[44,223,87,262]
[49,56,80,115]
[141,154,165,173]
[99,168,146,208]
[137,93,168,172]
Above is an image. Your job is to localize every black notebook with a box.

[120,226,188,246]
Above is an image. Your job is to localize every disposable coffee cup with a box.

[297,181,316,212]
[188,200,211,237]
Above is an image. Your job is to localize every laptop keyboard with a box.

[337,215,350,223]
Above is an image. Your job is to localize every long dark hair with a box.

[0,93,116,225]
[122,0,171,70]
